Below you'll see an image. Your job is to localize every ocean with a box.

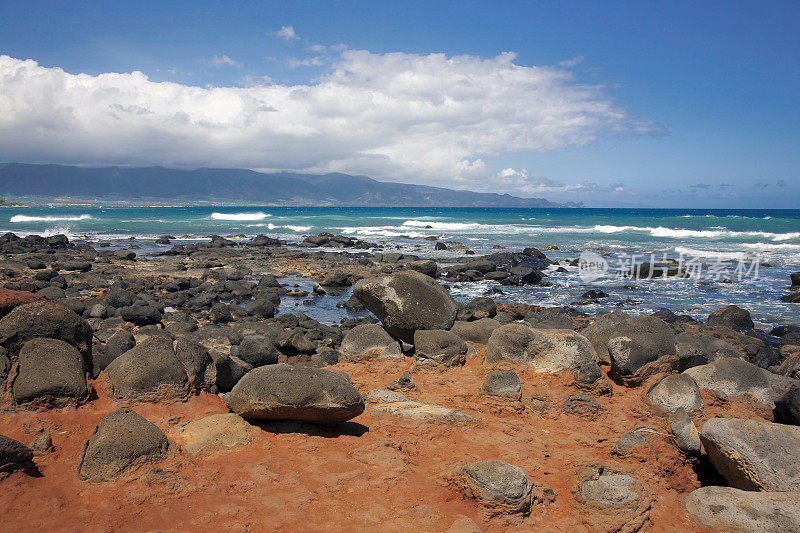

[3,206,799,328]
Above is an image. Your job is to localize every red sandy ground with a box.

[0,350,767,532]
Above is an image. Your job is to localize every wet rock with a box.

[562,392,603,419]
[0,434,34,472]
[77,407,170,482]
[104,336,188,400]
[456,297,497,321]
[684,357,796,407]
[480,370,521,398]
[668,409,701,456]
[177,413,253,458]
[227,364,365,424]
[0,301,93,365]
[647,374,703,413]
[707,305,754,330]
[339,324,402,361]
[321,271,351,287]
[701,417,800,491]
[414,329,467,366]
[12,338,90,408]
[685,486,800,532]
[353,270,458,344]
[457,460,533,516]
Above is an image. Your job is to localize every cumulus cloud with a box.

[0,51,656,190]
[208,54,241,67]
[276,25,298,41]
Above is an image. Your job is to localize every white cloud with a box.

[276,25,298,41]
[559,55,584,68]
[0,51,656,191]
[209,54,241,67]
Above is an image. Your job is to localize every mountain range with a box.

[0,162,581,207]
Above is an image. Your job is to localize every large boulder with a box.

[339,324,402,361]
[607,316,677,378]
[485,324,599,373]
[0,288,45,319]
[236,335,279,367]
[524,308,575,330]
[700,417,800,491]
[647,374,703,413]
[12,338,91,408]
[707,305,754,330]
[686,486,800,533]
[226,364,365,424]
[481,370,521,397]
[77,407,170,482]
[353,271,458,343]
[456,460,534,516]
[450,318,501,344]
[683,357,796,407]
[0,301,93,366]
[104,336,188,400]
[580,311,632,364]
[414,329,467,366]
[675,332,741,369]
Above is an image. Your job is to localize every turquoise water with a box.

[3,206,800,327]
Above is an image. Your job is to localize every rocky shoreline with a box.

[1,230,800,531]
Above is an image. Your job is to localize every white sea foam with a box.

[10,214,92,222]
[402,220,483,230]
[210,212,270,221]
[673,247,749,260]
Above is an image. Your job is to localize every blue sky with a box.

[0,1,798,207]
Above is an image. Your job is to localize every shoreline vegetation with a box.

[0,197,26,207]
[0,229,799,530]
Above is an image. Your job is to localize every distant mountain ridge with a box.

[0,162,581,207]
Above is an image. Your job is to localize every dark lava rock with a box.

[227,364,365,424]
[480,370,521,397]
[353,270,458,344]
[12,338,90,408]
[707,305,754,330]
[77,407,170,482]
[104,336,188,400]
[562,392,603,419]
[0,434,34,472]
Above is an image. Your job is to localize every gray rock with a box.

[321,271,351,287]
[524,308,574,330]
[386,370,416,391]
[576,465,652,533]
[414,329,467,366]
[684,357,797,407]
[227,364,365,424]
[0,434,34,471]
[364,389,407,403]
[611,429,651,457]
[209,302,233,324]
[97,330,136,370]
[485,324,599,373]
[104,336,188,400]
[120,304,161,326]
[0,301,93,366]
[647,374,703,413]
[29,432,54,455]
[700,417,800,491]
[707,305,754,330]
[685,486,800,533]
[675,332,741,369]
[353,270,459,343]
[668,409,701,456]
[12,338,90,407]
[456,297,497,321]
[212,352,252,391]
[339,324,402,360]
[562,392,603,419]
[237,335,279,367]
[174,337,213,390]
[459,460,533,516]
[580,311,632,364]
[607,316,677,377]
[77,407,170,482]
[480,370,521,397]
[450,318,501,344]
